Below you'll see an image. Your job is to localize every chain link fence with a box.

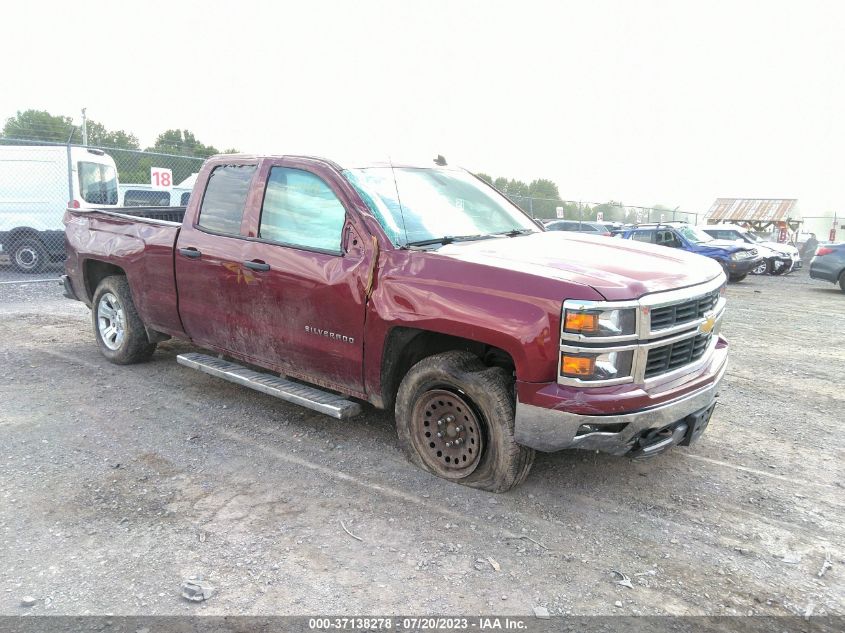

[505,194,700,226]
[0,136,203,280]
[10,134,832,283]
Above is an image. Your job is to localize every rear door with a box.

[174,160,261,350]
[236,158,371,393]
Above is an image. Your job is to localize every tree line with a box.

[474,172,683,223]
[1,109,238,185]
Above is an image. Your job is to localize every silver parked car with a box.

[702,224,800,275]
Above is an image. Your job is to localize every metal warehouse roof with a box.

[706,198,798,223]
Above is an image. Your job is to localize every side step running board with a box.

[177,352,362,419]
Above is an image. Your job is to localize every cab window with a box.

[259,167,346,253]
[631,229,654,242]
[197,164,257,235]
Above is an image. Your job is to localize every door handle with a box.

[178,247,202,259]
[243,260,270,271]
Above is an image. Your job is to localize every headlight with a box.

[563,307,636,337]
[730,251,749,260]
[561,349,634,381]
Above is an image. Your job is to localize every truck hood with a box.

[435,232,723,301]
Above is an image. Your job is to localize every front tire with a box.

[751,259,770,275]
[839,271,845,294]
[395,351,535,492]
[92,276,156,364]
[10,237,48,274]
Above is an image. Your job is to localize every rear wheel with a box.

[92,275,156,364]
[395,351,535,492]
[839,271,845,293]
[729,273,748,282]
[10,237,48,274]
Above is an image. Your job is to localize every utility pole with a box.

[81,108,88,146]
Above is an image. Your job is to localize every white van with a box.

[0,145,119,272]
[118,183,192,207]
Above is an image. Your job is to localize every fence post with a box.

[65,142,74,205]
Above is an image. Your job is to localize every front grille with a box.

[644,333,712,379]
[649,290,719,331]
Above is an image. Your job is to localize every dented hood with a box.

[435,232,723,301]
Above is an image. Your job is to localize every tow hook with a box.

[630,422,688,459]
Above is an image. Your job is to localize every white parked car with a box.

[702,223,801,274]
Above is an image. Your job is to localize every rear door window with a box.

[197,164,257,235]
[258,167,346,253]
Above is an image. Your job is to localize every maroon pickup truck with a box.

[63,154,729,491]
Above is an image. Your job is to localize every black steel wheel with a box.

[395,351,535,492]
[410,388,484,479]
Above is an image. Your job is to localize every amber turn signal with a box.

[561,354,595,377]
[563,311,599,334]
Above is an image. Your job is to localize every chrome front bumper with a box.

[514,358,727,454]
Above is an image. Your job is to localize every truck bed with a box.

[64,206,185,338]
[87,205,187,224]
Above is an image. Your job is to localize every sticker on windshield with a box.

[455,198,465,210]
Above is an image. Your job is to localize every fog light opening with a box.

[576,422,628,437]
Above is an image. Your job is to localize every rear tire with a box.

[839,271,845,293]
[92,275,156,364]
[10,237,48,274]
[729,273,748,282]
[395,351,535,492]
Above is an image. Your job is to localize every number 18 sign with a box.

[151,167,173,189]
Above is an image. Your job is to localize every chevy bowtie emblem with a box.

[699,313,717,335]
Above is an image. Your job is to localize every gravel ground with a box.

[0,270,842,617]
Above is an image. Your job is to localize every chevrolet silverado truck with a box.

[63,155,729,492]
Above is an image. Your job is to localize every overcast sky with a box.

[3,0,843,216]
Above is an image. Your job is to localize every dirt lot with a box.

[0,270,842,617]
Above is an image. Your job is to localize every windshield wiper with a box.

[490,228,535,237]
[403,234,488,248]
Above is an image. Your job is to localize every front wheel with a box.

[839,271,845,294]
[751,259,770,275]
[92,275,156,364]
[395,351,535,492]
[10,237,49,274]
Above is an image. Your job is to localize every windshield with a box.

[79,161,118,205]
[677,226,714,244]
[343,167,538,246]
